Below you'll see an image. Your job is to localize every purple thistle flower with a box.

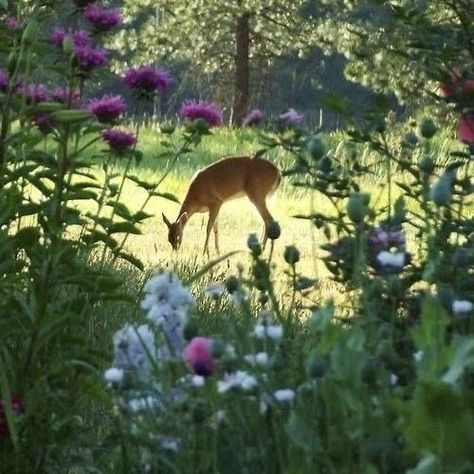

[50,27,66,48]
[74,45,108,72]
[242,108,263,126]
[178,100,222,127]
[20,84,50,105]
[88,94,126,123]
[4,17,20,31]
[369,228,405,247]
[279,108,304,126]
[122,66,171,95]
[71,30,91,48]
[32,113,55,134]
[51,87,82,108]
[84,3,122,32]
[102,128,136,154]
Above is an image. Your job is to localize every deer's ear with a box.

[162,213,172,227]
[178,212,188,225]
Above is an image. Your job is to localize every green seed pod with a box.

[419,117,437,139]
[247,233,261,256]
[284,245,300,264]
[62,36,74,56]
[160,123,175,134]
[225,276,240,294]
[266,220,281,240]
[306,136,326,160]
[419,155,434,174]
[21,19,39,46]
[347,192,370,223]
[403,131,419,148]
[430,173,453,207]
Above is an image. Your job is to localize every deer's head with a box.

[162,212,188,250]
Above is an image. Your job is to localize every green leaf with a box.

[150,191,180,203]
[115,251,144,270]
[0,0,8,10]
[185,251,241,284]
[442,338,474,385]
[108,222,142,234]
[286,412,321,453]
[51,109,92,123]
[0,356,19,450]
[407,454,441,474]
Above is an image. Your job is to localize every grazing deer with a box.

[162,155,281,254]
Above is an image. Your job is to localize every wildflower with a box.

[413,350,423,362]
[279,107,304,126]
[183,337,214,376]
[178,100,222,127]
[128,395,159,413]
[191,375,205,387]
[253,322,283,342]
[244,352,269,367]
[452,299,473,315]
[20,83,50,105]
[389,373,398,386]
[102,128,136,154]
[50,27,66,47]
[74,45,108,72]
[4,16,20,31]
[112,324,157,374]
[457,111,474,145]
[122,66,171,95]
[0,395,22,439]
[274,389,295,403]
[204,283,225,300]
[87,94,126,123]
[376,251,406,268]
[51,28,91,49]
[217,371,257,393]
[242,108,263,126]
[159,435,180,452]
[104,367,124,384]
[32,113,55,134]
[141,272,195,352]
[84,3,122,32]
[369,228,405,247]
[51,87,81,108]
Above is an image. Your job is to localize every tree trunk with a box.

[233,13,250,126]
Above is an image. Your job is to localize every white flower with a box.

[104,367,124,384]
[191,375,205,387]
[128,395,158,413]
[389,373,398,386]
[253,324,283,342]
[113,324,157,375]
[274,389,295,403]
[204,283,225,300]
[244,352,269,367]
[159,435,180,452]
[452,299,473,315]
[413,350,423,362]
[376,251,406,267]
[217,371,258,393]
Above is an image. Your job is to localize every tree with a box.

[113,0,317,124]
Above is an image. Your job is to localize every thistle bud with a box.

[419,155,434,174]
[225,276,239,294]
[347,192,370,223]
[430,172,453,207]
[306,354,327,378]
[266,220,281,240]
[306,136,326,160]
[284,245,300,264]
[419,117,437,139]
[21,19,39,46]
[247,233,261,255]
[160,123,175,134]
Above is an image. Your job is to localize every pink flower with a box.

[457,111,474,145]
[84,3,122,32]
[50,27,66,48]
[279,108,304,126]
[178,100,222,127]
[32,113,55,134]
[122,66,171,95]
[51,87,82,108]
[0,395,23,439]
[20,83,50,104]
[242,108,263,126]
[183,337,214,376]
[4,16,20,31]
[50,28,91,49]
[74,45,108,72]
[102,128,136,154]
[88,94,126,123]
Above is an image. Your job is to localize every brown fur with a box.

[162,155,281,254]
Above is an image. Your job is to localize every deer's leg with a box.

[247,193,274,249]
[203,204,221,255]
[213,219,220,254]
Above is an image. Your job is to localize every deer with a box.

[162,155,281,255]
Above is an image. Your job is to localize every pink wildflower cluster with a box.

[178,100,222,127]
[84,3,122,32]
[87,94,126,123]
[242,108,263,126]
[183,337,214,376]
[122,66,172,95]
[279,108,304,126]
[102,128,136,154]
[0,395,22,439]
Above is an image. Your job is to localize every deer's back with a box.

[187,156,280,207]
